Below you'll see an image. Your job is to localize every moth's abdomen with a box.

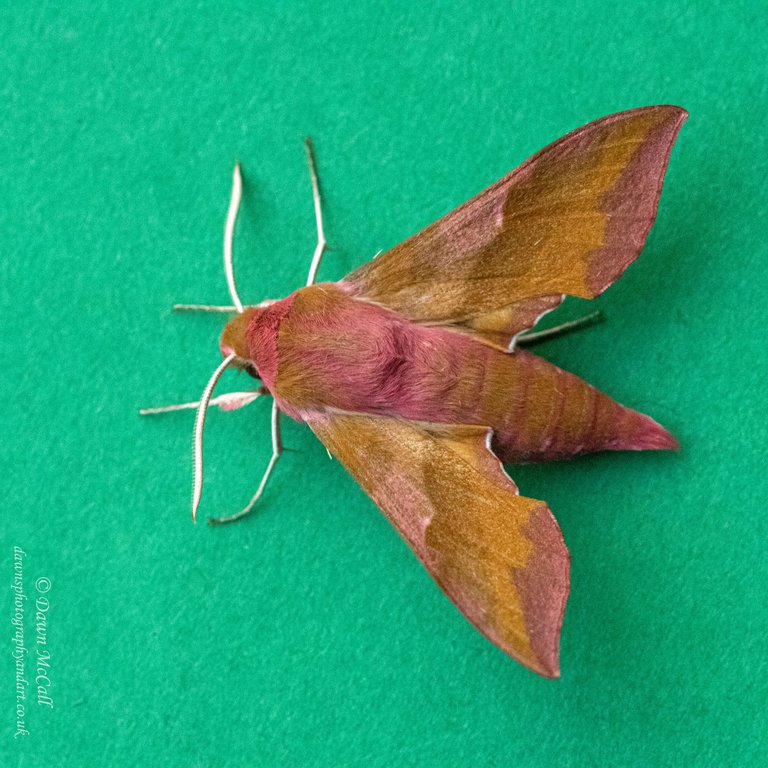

[263,283,676,462]
[478,350,678,463]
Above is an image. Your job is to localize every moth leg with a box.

[173,299,278,313]
[139,389,268,415]
[208,401,283,526]
[223,163,246,311]
[304,137,328,286]
[170,163,252,315]
[516,310,603,347]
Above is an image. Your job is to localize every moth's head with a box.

[220,306,263,377]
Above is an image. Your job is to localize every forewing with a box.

[345,105,687,348]
[308,412,570,677]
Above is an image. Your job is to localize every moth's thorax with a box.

[258,282,485,422]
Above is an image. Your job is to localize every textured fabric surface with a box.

[2,2,766,766]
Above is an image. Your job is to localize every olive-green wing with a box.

[308,412,570,677]
[344,105,687,349]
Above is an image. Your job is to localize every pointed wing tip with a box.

[510,501,571,679]
[658,104,689,135]
[497,622,564,678]
[655,103,688,118]
[669,104,688,119]
[520,634,562,679]
[631,104,688,125]
[643,105,688,152]
[536,659,561,679]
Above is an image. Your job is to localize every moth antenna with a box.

[304,138,327,286]
[192,353,237,522]
[224,163,245,313]
[208,402,283,526]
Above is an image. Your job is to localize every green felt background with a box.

[2,1,766,766]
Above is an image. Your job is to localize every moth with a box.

[143,106,687,677]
